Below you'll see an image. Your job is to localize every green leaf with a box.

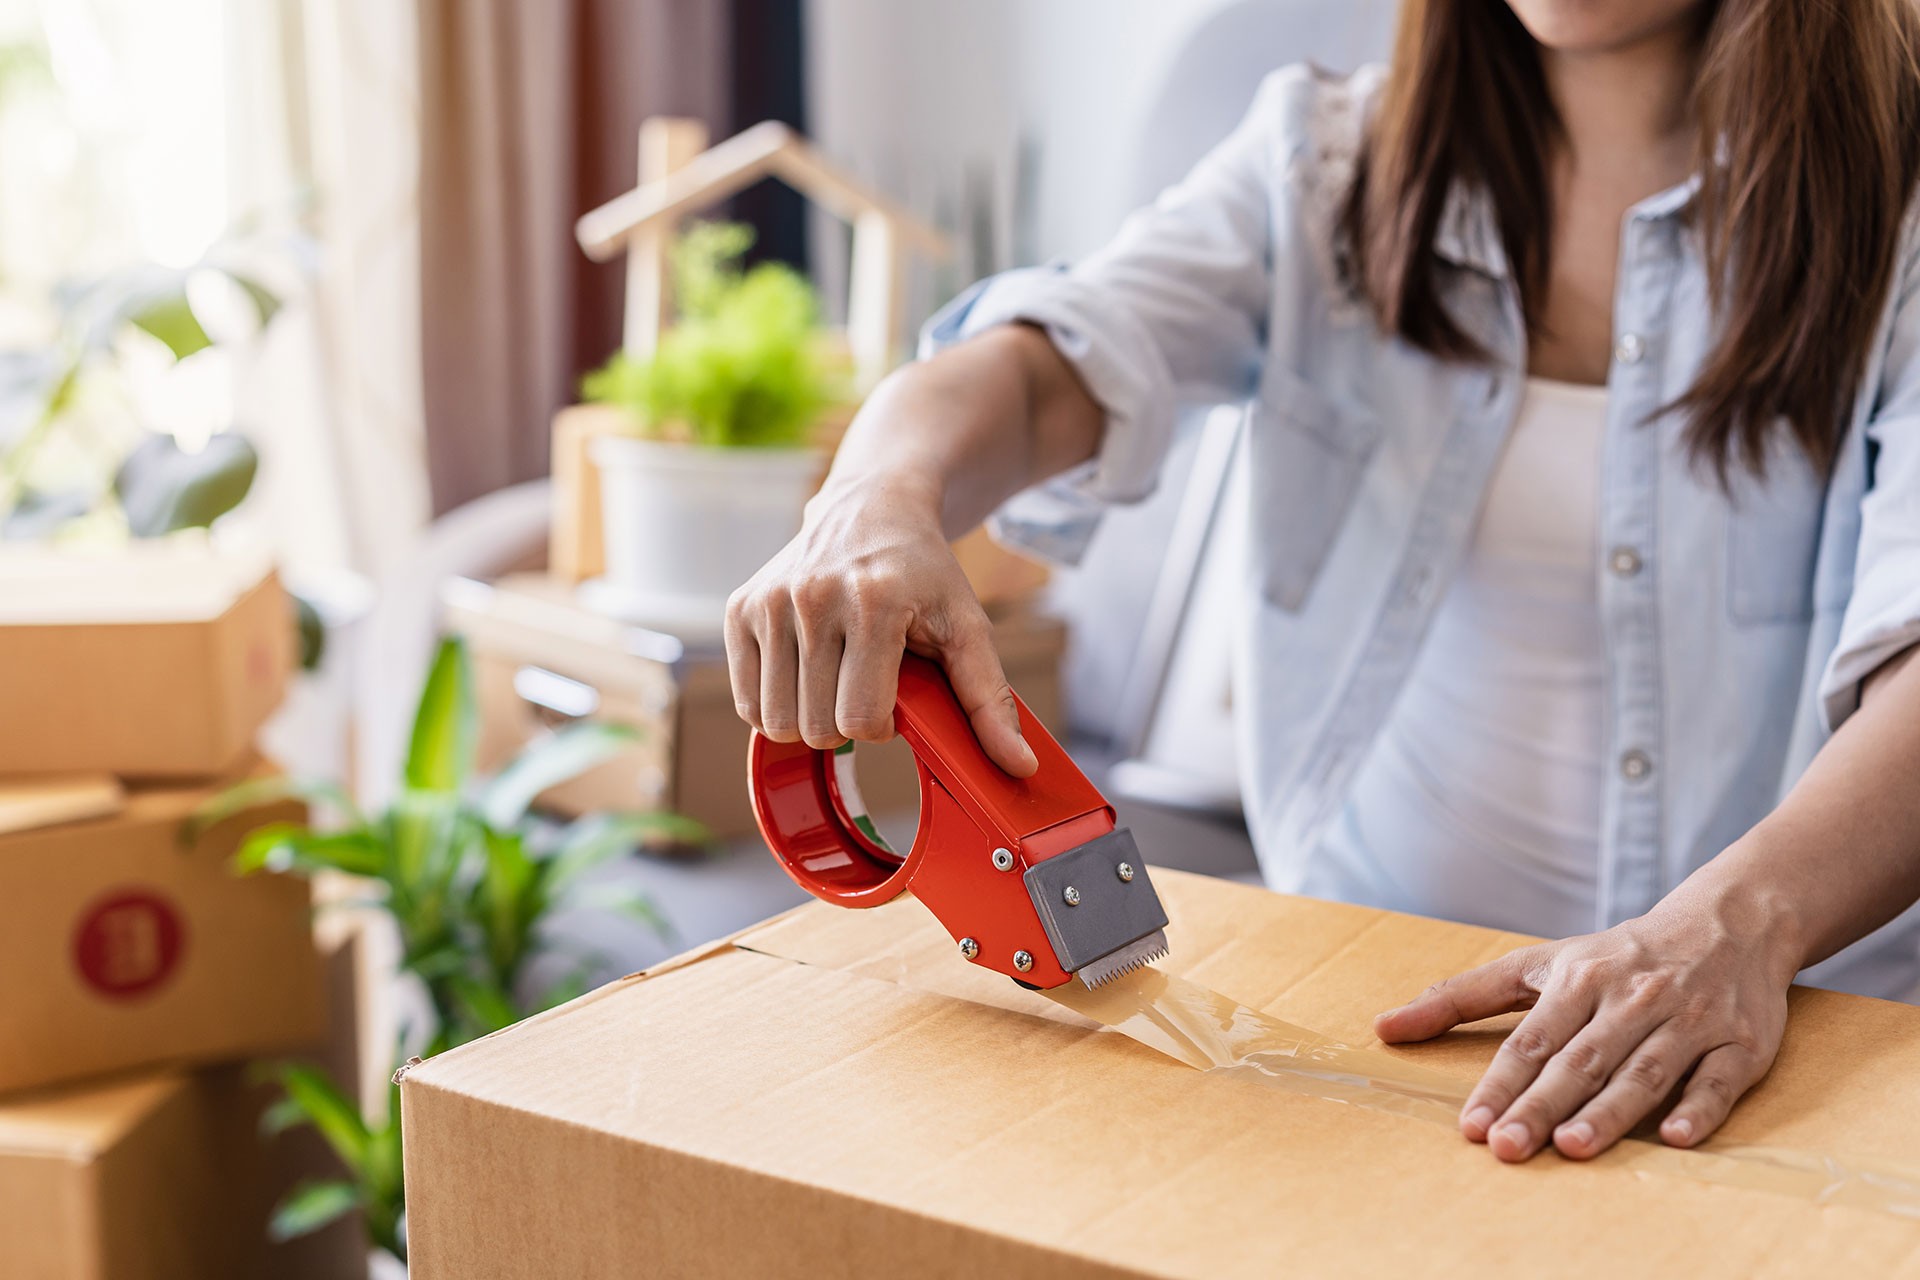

[446,973,521,1039]
[269,1179,361,1242]
[259,1095,309,1138]
[479,722,638,829]
[291,591,325,671]
[405,638,477,795]
[547,811,711,894]
[232,824,384,878]
[402,938,470,983]
[476,827,540,979]
[128,292,212,360]
[185,774,359,843]
[115,431,259,536]
[271,1064,369,1173]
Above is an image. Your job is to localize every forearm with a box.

[812,324,1104,538]
[1679,644,1920,972]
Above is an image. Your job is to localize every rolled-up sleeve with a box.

[919,69,1298,562]
[1821,245,1920,729]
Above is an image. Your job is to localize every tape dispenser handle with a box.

[748,652,1109,907]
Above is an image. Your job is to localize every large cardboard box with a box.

[0,931,368,1280]
[400,869,1920,1278]
[0,770,325,1095]
[0,545,294,779]
[444,573,1067,840]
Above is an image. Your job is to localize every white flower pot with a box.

[584,435,824,634]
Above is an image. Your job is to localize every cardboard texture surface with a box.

[0,546,292,778]
[448,573,1067,838]
[0,770,325,1095]
[0,776,124,837]
[401,870,1920,1279]
[0,930,369,1280]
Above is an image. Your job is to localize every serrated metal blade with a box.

[1074,928,1170,989]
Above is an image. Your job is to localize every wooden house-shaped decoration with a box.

[552,117,1045,607]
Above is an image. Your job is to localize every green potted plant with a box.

[579,222,845,630]
[191,635,704,1268]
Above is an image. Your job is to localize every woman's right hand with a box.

[724,473,1039,777]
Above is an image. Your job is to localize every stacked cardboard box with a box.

[0,545,366,1279]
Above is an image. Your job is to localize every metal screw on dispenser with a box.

[1117,862,1135,883]
[1013,950,1034,972]
[959,937,979,961]
[1063,886,1081,907]
[991,847,1015,872]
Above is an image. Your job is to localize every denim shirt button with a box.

[1608,546,1644,578]
[1620,749,1654,781]
[1614,332,1647,365]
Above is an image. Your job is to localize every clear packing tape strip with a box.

[1047,967,1920,1219]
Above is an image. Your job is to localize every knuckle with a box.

[760,715,800,742]
[1560,957,1609,992]
[1623,969,1675,1008]
[1503,1027,1556,1066]
[1555,1041,1609,1086]
[837,712,893,741]
[1620,1053,1671,1094]
[849,567,905,610]
[1693,1072,1737,1105]
[949,606,994,647]
[790,574,839,616]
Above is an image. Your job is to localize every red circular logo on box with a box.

[72,890,186,1000]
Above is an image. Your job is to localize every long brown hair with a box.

[1342,0,1920,480]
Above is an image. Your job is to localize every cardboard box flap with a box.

[0,1074,182,1160]
[0,543,274,625]
[403,870,1920,1278]
[0,775,125,837]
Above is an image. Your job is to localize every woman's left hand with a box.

[1372,888,1798,1161]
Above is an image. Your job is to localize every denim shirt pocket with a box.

[1248,362,1384,611]
[1725,434,1828,624]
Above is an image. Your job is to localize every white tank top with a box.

[1313,376,1609,938]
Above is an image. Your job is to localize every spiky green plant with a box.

[191,636,705,1263]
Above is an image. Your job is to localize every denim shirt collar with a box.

[1433,175,1701,281]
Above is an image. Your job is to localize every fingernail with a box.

[1664,1116,1694,1144]
[1463,1105,1495,1137]
[1497,1122,1531,1153]
[1016,736,1038,769]
[1557,1120,1595,1150]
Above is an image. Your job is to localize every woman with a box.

[724,0,1920,1163]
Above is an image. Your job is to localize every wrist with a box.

[805,467,946,532]
[1671,841,1811,985]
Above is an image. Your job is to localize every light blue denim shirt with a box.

[921,65,1920,1000]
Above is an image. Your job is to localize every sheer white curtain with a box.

[224,0,430,584]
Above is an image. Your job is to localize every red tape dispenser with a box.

[749,654,1171,990]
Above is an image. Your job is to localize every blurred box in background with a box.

[0,547,293,779]
[444,574,1067,840]
[0,767,323,1095]
[0,928,366,1280]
